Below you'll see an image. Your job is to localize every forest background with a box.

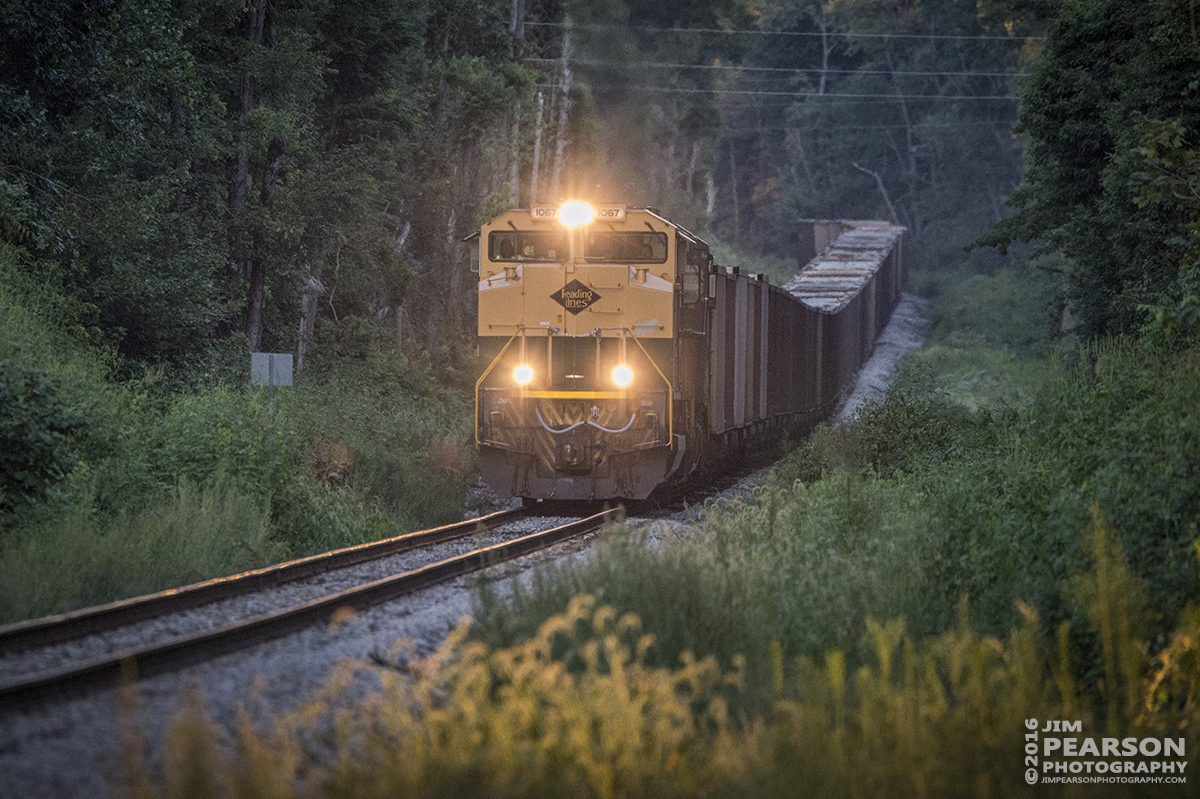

[5,0,1200,793]
[0,0,1029,611]
[1,0,1199,674]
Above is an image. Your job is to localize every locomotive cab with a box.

[475,202,712,501]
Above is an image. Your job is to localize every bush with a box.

[153,387,295,500]
[0,360,88,528]
[910,256,1059,354]
[922,338,1200,640]
[780,372,1002,482]
[276,354,476,532]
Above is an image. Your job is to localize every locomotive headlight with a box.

[612,365,633,387]
[558,200,594,228]
[513,365,533,385]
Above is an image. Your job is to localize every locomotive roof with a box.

[471,206,710,247]
[782,222,905,314]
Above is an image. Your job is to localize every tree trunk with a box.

[685,140,700,198]
[884,40,917,177]
[786,128,814,186]
[853,162,900,226]
[550,32,572,200]
[530,92,544,204]
[729,142,741,245]
[510,0,525,37]
[818,8,831,95]
[229,0,267,281]
[246,133,285,350]
[664,140,676,197]
[509,111,522,206]
[297,258,325,373]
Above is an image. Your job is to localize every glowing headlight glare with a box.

[513,365,533,385]
[558,200,594,228]
[612,365,633,387]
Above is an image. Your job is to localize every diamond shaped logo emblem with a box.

[551,279,601,315]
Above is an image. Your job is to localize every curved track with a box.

[0,508,616,710]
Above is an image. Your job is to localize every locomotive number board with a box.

[530,205,626,222]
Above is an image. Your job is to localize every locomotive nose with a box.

[558,441,584,467]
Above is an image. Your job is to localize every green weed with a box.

[474,470,936,701]
[0,480,283,622]
[117,520,1200,798]
[1,256,477,621]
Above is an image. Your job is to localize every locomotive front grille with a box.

[480,389,667,475]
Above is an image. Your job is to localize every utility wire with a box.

[539,83,1017,101]
[526,21,1037,42]
[725,121,1017,133]
[526,57,1027,79]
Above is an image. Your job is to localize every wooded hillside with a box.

[3,0,1200,621]
[1,0,1042,382]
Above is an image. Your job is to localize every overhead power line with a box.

[525,57,1026,79]
[725,120,1018,133]
[526,21,1037,43]
[539,83,1018,101]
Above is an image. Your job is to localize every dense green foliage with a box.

[931,340,1200,642]
[977,0,1200,338]
[0,0,1040,623]
[0,360,87,523]
[558,0,1029,264]
[5,0,1200,793]
[0,241,478,622]
[0,0,546,377]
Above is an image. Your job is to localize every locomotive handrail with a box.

[535,407,638,435]
[474,331,521,448]
[626,330,675,449]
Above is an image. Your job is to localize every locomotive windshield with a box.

[584,232,667,263]
[488,231,568,262]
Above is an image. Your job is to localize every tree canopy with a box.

[9,0,1194,378]
[977,0,1200,338]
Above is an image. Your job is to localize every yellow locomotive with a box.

[473,202,905,504]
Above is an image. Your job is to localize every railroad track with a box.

[0,507,617,710]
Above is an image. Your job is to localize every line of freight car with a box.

[470,203,905,504]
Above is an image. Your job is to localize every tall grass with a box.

[927,338,1200,640]
[116,518,1200,797]
[0,480,283,622]
[903,258,1059,411]
[274,355,476,536]
[0,249,478,622]
[473,468,937,702]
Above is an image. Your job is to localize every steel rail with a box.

[0,509,615,710]
[0,507,524,652]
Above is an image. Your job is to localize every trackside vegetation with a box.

[0,250,478,622]
[4,0,1200,795]
[114,249,1200,796]
[467,258,1198,686]
[119,533,1200,798]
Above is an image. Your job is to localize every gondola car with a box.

[471,203,904,503]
